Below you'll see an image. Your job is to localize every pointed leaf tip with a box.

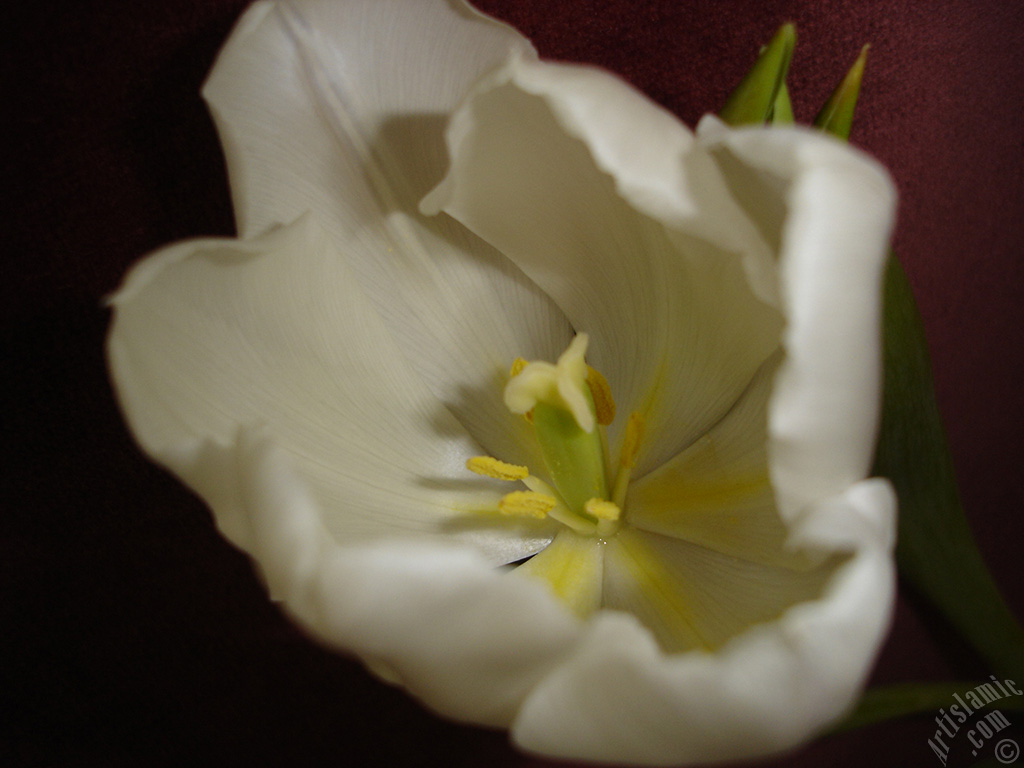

[815,43,870,141]
[768,81,795,124]
[720,23,797,127]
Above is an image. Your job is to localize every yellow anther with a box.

[584,498,621,521]
[585,365,616,426]
[621,411,646,468]
[498,490,558,519]
[611,412,645,509]
[466,456,529,481]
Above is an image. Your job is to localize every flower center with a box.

[466,334,643,538]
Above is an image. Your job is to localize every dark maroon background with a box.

[5,1,1023,766]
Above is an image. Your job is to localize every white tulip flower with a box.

[108,0,898,763]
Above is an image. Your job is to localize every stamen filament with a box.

[521,475,557,497]
[549,505,599,535]
[523,476,597,534]
[466,456,529,481]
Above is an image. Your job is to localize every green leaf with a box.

[768,81,795,124]
[832,681,1024,734]
[720,23,796,126]
[814,44,869,140]
[874,255,1024,682]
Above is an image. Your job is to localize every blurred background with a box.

[5,0,1022,765]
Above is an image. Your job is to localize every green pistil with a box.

[532,397,608,522]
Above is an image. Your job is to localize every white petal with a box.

[202,0,572,467]
[602,526,837,654]
[422,56,782,474]
[626,354,815,569]
[697,117,897,520]
[205,0,534,240]
[108,216,551,562]
[508,124,898,763]
[229,427,584,727]
[512,482,896,765]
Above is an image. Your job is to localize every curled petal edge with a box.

[697,115,898,523]
[222,422,895,764]
[231,426,585,728]
[510,480,897,765]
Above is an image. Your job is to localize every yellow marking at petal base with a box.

[606,529,712,653]
[584,498,621,521]
[585,365,615,426]
[498,490,557,519]
[516,530,604,617]
[624,469,816,568]
[465,456,529,481]
[642,472,771,511]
